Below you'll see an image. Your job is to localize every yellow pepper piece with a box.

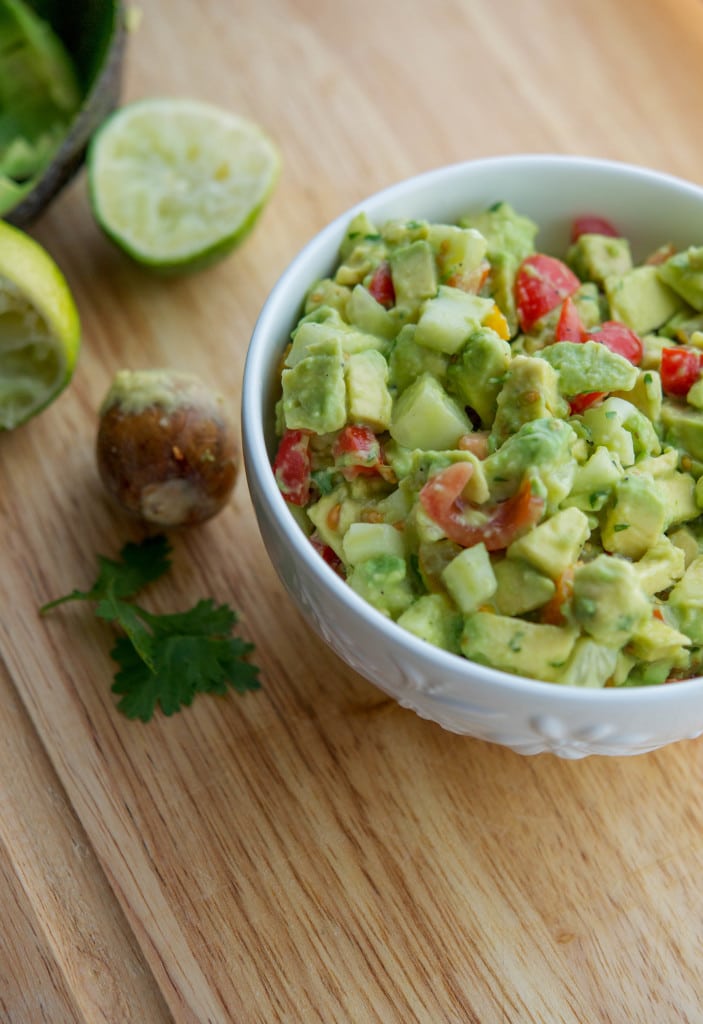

[483,304,510,340]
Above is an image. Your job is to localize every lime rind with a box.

[87,97,281,273]
[0,220,80,430]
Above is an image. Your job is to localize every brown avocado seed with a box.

[96,369,238,527]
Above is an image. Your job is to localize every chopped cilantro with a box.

[40,536,260,721]
[613,523,630,532]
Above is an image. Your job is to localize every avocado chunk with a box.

[490,355,569,449]
[388,239,438,314]
[347,554,415,618]
[668,555,703,643]
[571,555,650,646]
[601,473,667,559]
[396,593,463,653]
[657,246,703,311]
[388,324,448,394]
[604,265,686,334]
[345,348,393,431]
[441,542,497,614]
[582,396,661,467]
[460,612,578,682]
[492,557,556,616]
[446,326,511,427]
[390,372,470,450]
[538,339,638,398]
[507,506,590,580]
[483,417,578,508]
[342,522,405,565]
[307,484,361,559]
[610,368,662,423]
[632,536,686,595]
[566,233,632,286]
[628,615,691,665]
[565,445,623,512]
[660,399,703,462]
[414,285,495,355]
[304,279,352,318]
[281,344,346,434]
[556,638,620,688]
[459,201,537,263]
[426,223,487,285]
[347,283,396,340]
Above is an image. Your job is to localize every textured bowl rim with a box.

[243,153,703,708]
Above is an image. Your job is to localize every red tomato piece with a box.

[555,295,586,343]
[368,261,395,308]
[660,346,703,396]
[310,536,345,575]
[570,215,620,242]
[585,321,643,365]
[569,391,606,415]
[333,424,383,479]
[419,463,544,552]
[272,429,312,506]
[515,254,581,332]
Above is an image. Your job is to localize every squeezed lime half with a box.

[0,219,80,429]
[87,97,281,273]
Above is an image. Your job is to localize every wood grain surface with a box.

[3,1,703,1021]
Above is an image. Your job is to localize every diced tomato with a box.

[555,295,586,343]
[333,424,383,479]
[310,536,345,575]
[569,391,605,415]
[660,346,703,396]
[272,429,312,506]
[515,254,581,332]
[368,261,395,308]
[457,432,490,459]
[585,321,643,365]
[419,463,544,551]
[570,215,620,242]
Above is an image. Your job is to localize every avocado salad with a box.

[271,200,703,687]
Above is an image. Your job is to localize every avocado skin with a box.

[5,0,125,227]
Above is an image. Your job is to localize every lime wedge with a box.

[87,97,281,273]
[0,219,80,430]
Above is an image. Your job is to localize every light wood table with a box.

[3,1,703,1021]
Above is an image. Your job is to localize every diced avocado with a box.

[492,557,556,616]
[669,525,701,568]
[538,339,638,398]
[490,355,569,449]
[660,400,703,462]
[441,543,497,614]
[655,471,699,528]
[342,521,405,564]
[307,484,362,559]
[286,314,388,367]
[657,246,703,311]
[459,201,538,263]
[555,638,619,688]
[347,554,415,618]
[611,368,662,423]
[390,372,470,450]
[661,307,703,344]
[566,445,623,511]
[396,593,463,653]
[640,333,669,370]
[460,612,578,682]
[346,283,396,340]
[345,349,393,431]
[582,396,660,467]
[486,250,520,337]
[566,233,632,286]
[628,615,691,664]
[426,223,487,285]
[388,239,438,314]
[622,660,677,687]
[601,473,667,559]
[605,265,686,334]
[414,285,495,354]
[572,282,607,331]
[686,378,703,410]
[336,213,387,285]
[304,279,352,317]
[632,536,686,595]
[571,554,651,646]
[281,345,347,433]
[380,218,429,246]
[339,211,380,260]
[374,485,413,525]
[507,506,590,580]
[445,327,511,427]
[668,555,703,643]
[484,417,578,509]
[388,324,449,394]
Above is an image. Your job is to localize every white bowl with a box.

[242,154,703,759]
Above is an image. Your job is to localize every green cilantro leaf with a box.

[40,537,260,721]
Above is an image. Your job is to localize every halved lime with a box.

[0,219,80,430]
[87,97,281,273]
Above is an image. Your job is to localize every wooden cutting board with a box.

[3,1,703,1021]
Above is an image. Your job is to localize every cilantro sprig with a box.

[40,535,260,721]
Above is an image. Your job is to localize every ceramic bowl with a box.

[242,154,703,759]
